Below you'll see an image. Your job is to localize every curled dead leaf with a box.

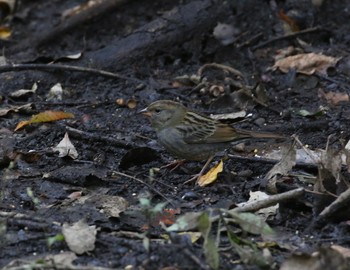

[197,160,223,186]
[318,89,349,106]
[272,53,341,75]
[15,111,74,131]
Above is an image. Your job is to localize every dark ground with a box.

[1,0,350,269]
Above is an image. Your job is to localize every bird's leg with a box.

[161,159,186,171]
[183,155,214,185]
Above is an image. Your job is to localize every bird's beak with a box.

[138,107,152,117]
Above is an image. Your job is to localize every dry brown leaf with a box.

[278,10,299,32]
[272,53,341,75]
[197,160,223,186]
[0,25,11,39]
[318,88,349,105]
[15,111,74,131]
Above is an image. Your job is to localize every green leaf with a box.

[204,236,220,270]
[197,212,211,235]
[143,235,150,252]
[152,201,167,214]
[167,212,202,232]
[47,233,65,247]
[297,109,324,117]
[229,212,274,235]
[139,198,151,207]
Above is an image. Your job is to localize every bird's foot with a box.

[183,155,214,185]
[183,173,202,185]
[161,159,186,171]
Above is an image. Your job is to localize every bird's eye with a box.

[154,109,161,114]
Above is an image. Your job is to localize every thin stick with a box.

[111,171,174,207]
[0,63,145,84]
[66,126,136,149]
[232,187,305,213]
[252,26,325,50]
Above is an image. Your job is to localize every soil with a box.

[1,0,350,269]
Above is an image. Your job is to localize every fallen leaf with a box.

[318,88,349,105]
[273,46,296,61]
[228,211,274,236]
[0,26,11,39]
[297,108,324,117]
[62,219,97,255]
[278,9,299,32]
[151,208,180,227]
[167,212,203,232]
[46,83,63,101]
[272,53,341,75]
[97,195,128,218]
[197,160,223,186]
[209,110,246,120]
[15,110,74,131]
[10,83,37,98]
[281,246,348,270]
[265,144,296,193]
[52,132,78,159]
[237,191,279,220]
[0,103,34,117]
[213,23,237,45]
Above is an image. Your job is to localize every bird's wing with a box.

[178,111,238,144]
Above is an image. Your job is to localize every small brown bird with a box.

[140,100,283,182]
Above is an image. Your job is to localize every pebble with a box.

[254,117,265,126]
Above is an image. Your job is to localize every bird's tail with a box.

[235,128,286,140]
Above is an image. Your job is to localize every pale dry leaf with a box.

[10,83,37,98]
[0,55,7,66]
[62,219,97,255]
[97,195,128,218]
[272,53,341,75]
[265,144,296,193]
[45,252,77,266]
[0,103,34,117]
[281,246,348,270]
[52,132,78,159]
[331,245,350,258]
[209,111,246,120]
[273,46,296,61]
[320,147,342,182]
[237,191,278,220]
[345,140,350,173]
[46,82,63,101]
[213,23,237,45]
[266,145,296,179]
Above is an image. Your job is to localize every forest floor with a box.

[1,0,350,269]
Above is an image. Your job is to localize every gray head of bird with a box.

[139,100,187,131]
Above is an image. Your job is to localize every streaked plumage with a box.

[140,100,283,161]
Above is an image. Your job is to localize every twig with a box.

[111,171,174,207]
[184,248,211,270]
[311,187,350,228]
[227,154,318,170]
[66,126,137,149]
[232,187,305,213]
[0,63,145,84]
[251,26,325,51]
[9,0,127,52]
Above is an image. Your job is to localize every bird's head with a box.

[139,100,187,131]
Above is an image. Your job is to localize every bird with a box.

[139,100,284,183]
